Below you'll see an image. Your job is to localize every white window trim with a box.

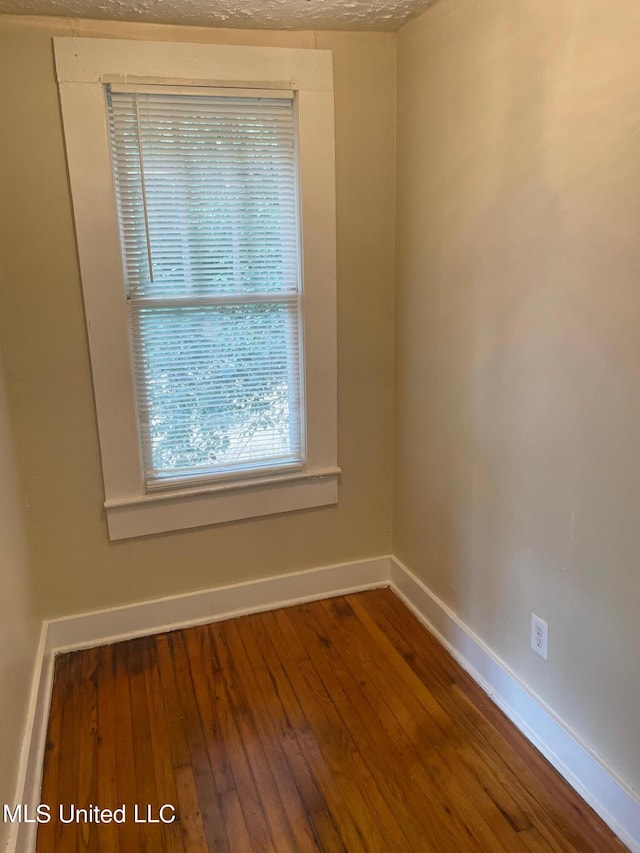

[54,38,339,540]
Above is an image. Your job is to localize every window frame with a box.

[54,38,339,540]
[108,85,306,489]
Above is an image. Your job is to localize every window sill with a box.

[104,467,340,540]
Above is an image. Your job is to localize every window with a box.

[55,39,338,539]
[109,88,304,488]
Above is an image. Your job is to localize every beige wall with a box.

[0,16,396,618]
[0,348,39,843]
[395,0,640,793]
[5,0,639,813]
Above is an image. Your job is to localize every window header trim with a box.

[54,38,333,92]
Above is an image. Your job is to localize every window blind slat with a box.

[108,89,304,486]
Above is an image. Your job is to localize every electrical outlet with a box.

[531,613,548,660]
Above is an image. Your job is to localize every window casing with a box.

[55,39,338,540]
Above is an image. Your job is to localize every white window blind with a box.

[107,88,304,489]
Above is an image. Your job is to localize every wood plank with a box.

[262,610,394,851]
[348,593,580,853]
[313,597,519,852]
[355,590,626,853]
[141,638,185,853]
[286,603,462,850]
[36,591,627,853]
[76,647,99,851]
[209,621,297,853]
[234,612,345,851]
[154,633,215,853]
[181,626,234,796]
[37,655,68,853]
[128,637,166,853]
[112,641,142,853]
[253,611,368,853]
[164,631,230,853]
[95,645,120,853]
[184,625,276,853]
[351,594,557,837]
[222,618,320,853]
[57,651,82,852]
[220,790,254,853]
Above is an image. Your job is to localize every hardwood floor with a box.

[37,589,626,852]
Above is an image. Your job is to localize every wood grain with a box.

[36,589,627,852]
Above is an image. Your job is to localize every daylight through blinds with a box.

[107,89,304,486]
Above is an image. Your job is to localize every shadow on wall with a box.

[0,350,41,839]
[421,3,640,769]
[425,0,588,645]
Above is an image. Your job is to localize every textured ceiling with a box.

[0,0,437,31]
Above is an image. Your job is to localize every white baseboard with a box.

[11,554,390,853]
[389,555,640,853]
[7,625,54,853]
[13,552,640,853]
[45,555,392,653]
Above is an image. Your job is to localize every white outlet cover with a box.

[531,613,549,660]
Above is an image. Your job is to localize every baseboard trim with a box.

[14,552,640,853]
[12,555,390,853]
[45,555,392,654]
[8,625,54,853]
[389,555,640,853]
